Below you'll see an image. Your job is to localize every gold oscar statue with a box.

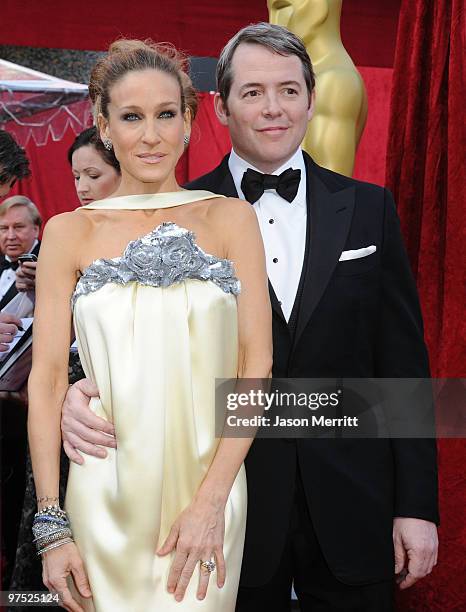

[268,0,367,176]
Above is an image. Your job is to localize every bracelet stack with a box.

[32,505,74,557]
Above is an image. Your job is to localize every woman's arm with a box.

[29,212,82,506]
[195,198,272,504]
[158,199,272,601]
[28,212,91,611]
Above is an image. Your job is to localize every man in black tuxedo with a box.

[0,196,41,311]
[61,23,438,611]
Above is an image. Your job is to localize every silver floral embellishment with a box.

[162,236,197,267]
[72,222,240,306]
[123,240,163,282]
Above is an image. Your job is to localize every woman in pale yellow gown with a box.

[28,40,272,612]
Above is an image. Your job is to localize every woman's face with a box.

[100,69,190,195]
[72,145,120,205]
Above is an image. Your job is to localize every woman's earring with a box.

[183,134,190,146]
[103,138,113,151]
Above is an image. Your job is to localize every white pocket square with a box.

[339,245,376,261]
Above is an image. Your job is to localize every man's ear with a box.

[307,90,316,122]
[214,93,229,126]
[97,113,110,142]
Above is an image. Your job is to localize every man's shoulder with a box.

[185,155,231,192]
[307,154,387,202]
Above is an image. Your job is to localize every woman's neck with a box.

[111,173,181,197]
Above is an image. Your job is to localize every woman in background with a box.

[67,127,122,381]
[68,127,121,206]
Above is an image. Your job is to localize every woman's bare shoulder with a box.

[208,196,257,227]
[205,197,262,259]
[42,209,92,243]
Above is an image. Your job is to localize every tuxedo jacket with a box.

[0,241,40,311]
[187,153,439,587]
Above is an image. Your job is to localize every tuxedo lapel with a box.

[294,157,355,345]
[0,281,18,311]
[268,281,287,324]
[209,156,238,198]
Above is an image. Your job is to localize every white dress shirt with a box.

[229,149,307,321]
[0,265,16,301]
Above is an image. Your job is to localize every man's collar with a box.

[229,148,305,200]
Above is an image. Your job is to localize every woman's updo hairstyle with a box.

[89,39,198,123]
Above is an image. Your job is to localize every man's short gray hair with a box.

[0,195,42,228]
[217,22,315,105]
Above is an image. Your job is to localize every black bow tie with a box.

[0,259,19,273]
[241,168,301,204]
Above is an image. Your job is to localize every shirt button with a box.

[269,218,274,224]
[273,257,278,263]
[278,301,282,306]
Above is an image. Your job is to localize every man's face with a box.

[0,206,39,260]
[215,43,314,174]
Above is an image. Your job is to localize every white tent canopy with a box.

[0,59,91,146]
[0,59,88,92]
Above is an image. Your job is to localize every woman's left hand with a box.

[157,495,226,601]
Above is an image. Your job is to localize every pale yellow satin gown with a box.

[65,191,247,611]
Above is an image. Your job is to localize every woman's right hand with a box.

[42,542,92,612]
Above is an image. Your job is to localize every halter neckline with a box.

[80,190,223,210]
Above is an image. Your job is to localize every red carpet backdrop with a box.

[2,0,398,220]
[1,1,464,609]
[386,1,466,608]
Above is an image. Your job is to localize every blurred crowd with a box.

[0,126,120,589]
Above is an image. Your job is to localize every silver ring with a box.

[200,559,216,573]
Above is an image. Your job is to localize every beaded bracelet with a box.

[33,517,70,539]
[34,505,68,520]
[37,537,74,557]
[32,505,73,557]
[36,533,73,554]
[34,528,72,547]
